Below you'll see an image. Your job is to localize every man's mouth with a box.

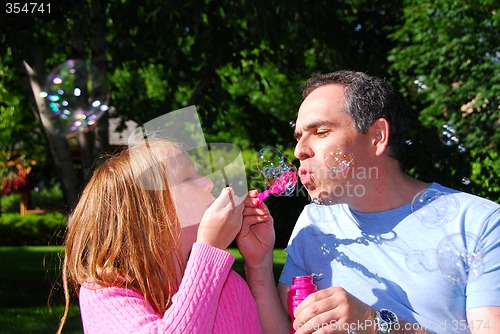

[298,168,315,190]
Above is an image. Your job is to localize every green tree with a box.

[0,49,52,198]
[388,0,499,201]
[1,0,402,213]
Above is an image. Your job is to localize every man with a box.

[242,70,500,334]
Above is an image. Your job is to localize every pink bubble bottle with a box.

[288,275,317,334]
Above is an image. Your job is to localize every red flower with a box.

[0,156,36,195]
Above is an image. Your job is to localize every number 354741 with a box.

[5,3,51,14]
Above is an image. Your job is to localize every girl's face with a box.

[168,150,215,260]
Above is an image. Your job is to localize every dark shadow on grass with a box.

[0,246,287,333]
[0,246,83,334]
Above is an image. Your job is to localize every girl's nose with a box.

[201,176,214,193]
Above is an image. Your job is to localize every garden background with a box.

[0,0,498,333]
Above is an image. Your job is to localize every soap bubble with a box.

[265,161,297,196]
[256,146,285,177]
[320,244,331,255]
[256,146,298,203]
[311,273,324,282]
[457,144,467,153]
[311,196,336,206]
[324,147,354,174]
[406,249,438,273]
[438,123,460,146]
[461,177,471,185]
[411,189,460,228]
[40,59,109,138]
[436,233,484,285]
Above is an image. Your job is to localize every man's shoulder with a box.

[432,182,497,202]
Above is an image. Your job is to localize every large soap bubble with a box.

[40,59,110,138]
[256,146,285,177]
[256,146,297,204]
[436,233,484,285]
[411,188,460,228]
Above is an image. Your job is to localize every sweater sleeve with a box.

[78,242,235,334]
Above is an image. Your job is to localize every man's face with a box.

[293,84,372,203]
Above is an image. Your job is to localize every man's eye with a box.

[317,129,329,136]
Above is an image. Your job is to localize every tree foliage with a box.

[1,0,497,224]
[387,0,499,201]
[0,0,401,210]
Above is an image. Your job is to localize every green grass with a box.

[0,246,83,334]
[227,248,288,281]
[0,246,287,333]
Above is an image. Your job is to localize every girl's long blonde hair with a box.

[57,140,184,333]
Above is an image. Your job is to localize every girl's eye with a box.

[183,171,203,183]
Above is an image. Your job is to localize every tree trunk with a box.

[23,61,81,214]
[22,1,109,214]
[91,0,110,169]
[19,190,29,215]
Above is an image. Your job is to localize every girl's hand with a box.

[197,187,245,250]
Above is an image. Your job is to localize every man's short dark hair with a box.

[301,70,407,161]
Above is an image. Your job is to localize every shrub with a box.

[0,186,65,214]
[0,213,67,246]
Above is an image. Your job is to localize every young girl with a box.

[57,139,263,333]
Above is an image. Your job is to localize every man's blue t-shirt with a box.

[280,183,500,333]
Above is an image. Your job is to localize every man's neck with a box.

[346,164,429,213]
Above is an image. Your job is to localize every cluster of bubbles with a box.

[320,244,331,255]
[40,59,110,138]
[404,234,485,287]
[312,197,336,205]
[290,106,483,285]
[406,188,485,285]
[438,123,470,185]
[439,123,467,153]
[324,147,354,174]
[309,147,354,205]
[411,188,460,228]
[313,188,486,286]
[256,146,297,200]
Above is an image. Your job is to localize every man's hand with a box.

[293,286,431,334]
[237,190,275,267]
[293,287,376,334]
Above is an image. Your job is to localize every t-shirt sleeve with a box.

[466,207,500,310]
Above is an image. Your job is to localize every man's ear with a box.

[369,118,390,157]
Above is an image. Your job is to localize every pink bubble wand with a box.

[257,170,297,205]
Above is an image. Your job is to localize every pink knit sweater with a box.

[78,242,262,333]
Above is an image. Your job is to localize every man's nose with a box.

[294,138,313,161]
